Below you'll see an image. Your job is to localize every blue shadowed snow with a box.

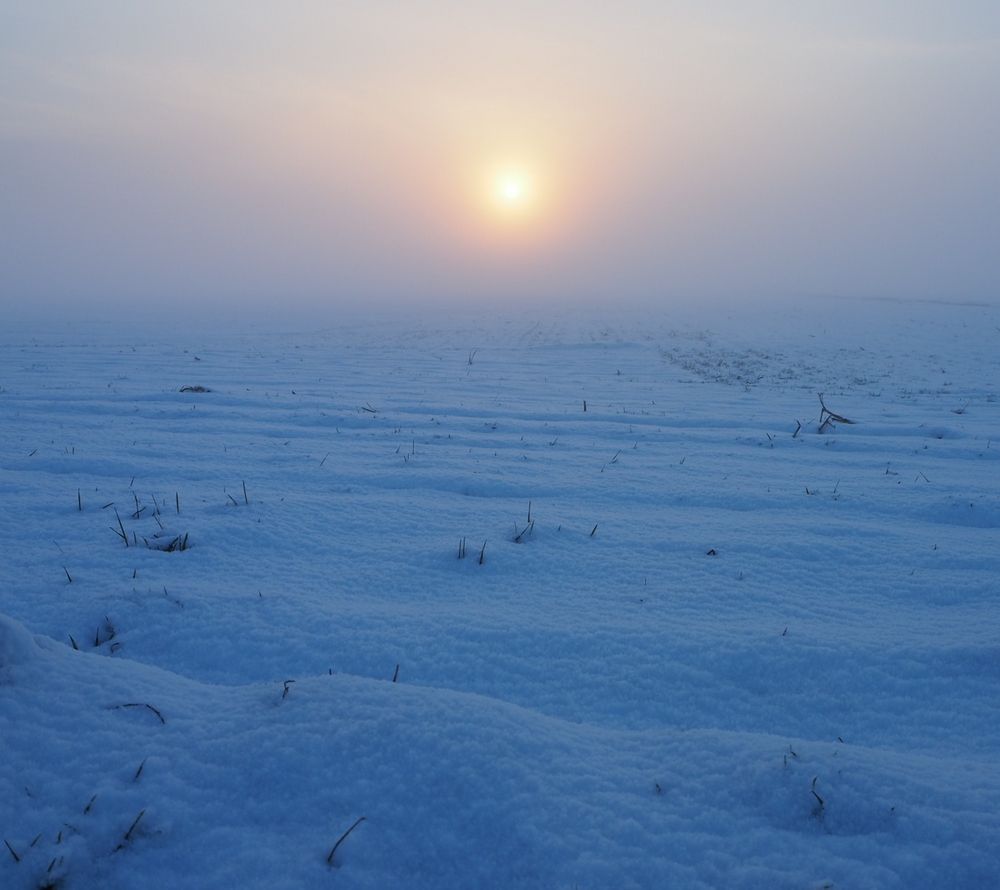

[1,300,998,888]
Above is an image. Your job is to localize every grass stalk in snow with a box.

[513,520,534,544]
[150,532,189,553]
[108,703,166,725]
[111,508,129,547]
[514,501,535,544]
[811,777,825,818]
[818,393,856,433]
[326,816,366,866]
[113,809,146,852]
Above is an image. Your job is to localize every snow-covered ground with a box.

[1,299,998,889]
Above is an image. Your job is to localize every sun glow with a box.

[483,165,539,223]
[458,148,573,247]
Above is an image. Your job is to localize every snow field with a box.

[1,300,998,888]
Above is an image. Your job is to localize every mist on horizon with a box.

[2,2,998,317]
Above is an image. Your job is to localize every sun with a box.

[485,166,537,221]
[496,173,527,204]
[461,155,559,241]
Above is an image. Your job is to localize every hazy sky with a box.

[2,2,998,313]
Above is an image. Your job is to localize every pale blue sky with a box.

[2,2,998,312]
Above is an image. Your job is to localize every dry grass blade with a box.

[114,809,147,851]
[111,507,129,547]
[108,702,166,724]
[326,816,366,865]
[817,393,856,432]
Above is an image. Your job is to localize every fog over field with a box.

[3,2,999,315]
[2,4,999,889]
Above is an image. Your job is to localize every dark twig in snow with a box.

[111,508,129,546]
[817,393,856,433]
[326,816,366,865]
[114,809,146,851]
[811,777,825,816]
[513,520,534,543]
[108,703,166,724]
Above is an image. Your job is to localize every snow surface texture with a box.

[1,301,998,889]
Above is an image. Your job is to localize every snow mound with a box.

[0,613,39,675]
